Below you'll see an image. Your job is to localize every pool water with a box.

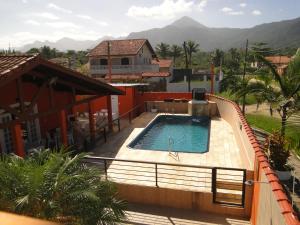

[128,115,210,153]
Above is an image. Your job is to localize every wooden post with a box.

[88,101,96,142]
[106,96,113,131]
[59,110,68,146]
[12,122,25,157]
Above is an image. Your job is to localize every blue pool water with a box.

[128,115,210,153]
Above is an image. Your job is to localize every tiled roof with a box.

[142,72,170,77]
[105,74,142,81]
[151,59,173,68]
[266,56,291,64]
[89,39,156,57]
[0,54,123,95]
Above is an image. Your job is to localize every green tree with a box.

[169,45,182,66]
[0,149,126,225]
[186,40,199,67]
[155,43,170,59]
[26,48,40,54]
[212,49,224,67]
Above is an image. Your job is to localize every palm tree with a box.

[0,149,126,225]
[249,52,300,136]
[186,41,199,67]
[155,42,170,59]
[169,45,182,66]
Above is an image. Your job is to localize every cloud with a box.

[47,3,72,14]
[197,0,207,12]
[34,12,59,20]
[252,10,262,15]
[221,7,232,12]
[24,20,40,26]
[76,14,108,26]
[22,0,28,3]
[126,0,194,20]
[45,21,80,29]
[221,7,243,16]
[239,3,247,8]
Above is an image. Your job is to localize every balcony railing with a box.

[90,64,159,74]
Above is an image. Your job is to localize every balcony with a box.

[90,64,159,74]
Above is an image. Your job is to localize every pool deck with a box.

[91,112,246,192]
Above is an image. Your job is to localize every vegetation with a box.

[0,149,126,225]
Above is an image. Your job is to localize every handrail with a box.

[84,155,244,171]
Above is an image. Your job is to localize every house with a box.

[88,39,173,82]
[0,54,122,156]
[265,56,291,75]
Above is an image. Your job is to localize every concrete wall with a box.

[167,81,220,93]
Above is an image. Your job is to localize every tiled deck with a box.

[91,113,246,192]
[123,204,250,225]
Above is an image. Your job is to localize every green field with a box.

[246,114,300,156]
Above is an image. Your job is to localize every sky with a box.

[0,0,299,49]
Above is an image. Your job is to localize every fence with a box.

[84,156,247,207]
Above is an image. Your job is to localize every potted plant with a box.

[264,131,292,180]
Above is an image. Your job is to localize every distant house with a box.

[88,39,173,82]
[265,56,291,75]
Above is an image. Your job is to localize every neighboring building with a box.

[265,56,291,75]
[0,54,122,156]
[88,39,173,82]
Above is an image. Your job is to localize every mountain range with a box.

[20,16,300,52]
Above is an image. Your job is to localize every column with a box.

[106,95,113,131]
[59,110,68,146]
[88,101,96,142]
[12,122,25,157]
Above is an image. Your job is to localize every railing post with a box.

[212,167,216,203]
[103,127,107,143]
[155,163,158,187]
[242,169,247,207]
[117,118,120,132]
[104,159,107,180]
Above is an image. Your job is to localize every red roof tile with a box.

[142,72,170,77]
[265,56,291,64]
[151,59,173,68]
[89,39,156,57]
[104,74,142,81]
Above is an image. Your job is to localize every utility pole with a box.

[107,41,112,83]
[242,39,248,115]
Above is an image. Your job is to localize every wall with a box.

[206,94,299,225]
[167,81,220,93]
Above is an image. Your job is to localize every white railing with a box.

[90,64,159,74]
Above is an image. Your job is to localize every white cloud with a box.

[24,20,40,26]
[77,14,92,20]
[221,7,233,12]
[77,14,108,26]
[47,3,72,14]
[34,12,59,20]
[22,0,28,3]
[228,11,244,15]
[45,21,80,29]
[126,0,194,20]
[197,0,207,12]
[252,10,262,15]
[239,3,247,8]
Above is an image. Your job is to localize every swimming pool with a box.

[128,115,210,153]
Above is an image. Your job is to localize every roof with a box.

[142,72,170,77]
[151,59,173,68]
[104,74,142,81]
[111,83,149,87]
[265,56,291,65]
[88,39,156,57]
[0,55,123,95]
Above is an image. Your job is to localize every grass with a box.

[246,114,300,156]
[217,91,257,105]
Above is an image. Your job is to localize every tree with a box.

[0,149,126,225]
[212,49,224,67]
[169,45,182,66]
[155,43,170,59]
[26,48,40,54]
[186,40,199,67]
[250,52,300,136]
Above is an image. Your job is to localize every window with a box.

[100,59,108,65]
[121,57,129,65]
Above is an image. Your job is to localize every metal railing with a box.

[84,156,247,207]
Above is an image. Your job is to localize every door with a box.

[111,95,119,120]
[0,113,14,154]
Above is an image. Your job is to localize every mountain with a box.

[19,16,300,52]
[20,36,114,52]
[127,16,300,51]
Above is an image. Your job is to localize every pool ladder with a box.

[168,136,179,159]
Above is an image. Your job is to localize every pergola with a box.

[0,54,123,156]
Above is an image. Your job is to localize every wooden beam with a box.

[16,78,25,113]
[0,95,103,129]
